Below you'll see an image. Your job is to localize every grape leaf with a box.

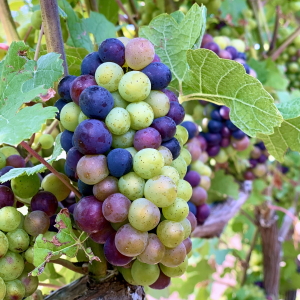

[31,209,100,276]
[83,11,116,45]
[220,0,248,26]
[98,0,119,24]
[139,4,207,91]
[65,47,89,76]
[207,170,239,202]
[180,49,283,137]
[247,179,267,205]
[0,42,59,145]
[0,133,63,183]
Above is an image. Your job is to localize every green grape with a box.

[111,91,129,108]
[38,134,54,150]
[0,146,19,158]
[11,174,40,199]
[177,179,193,201]
[180,148,192,165]
[200,175,211,191]
[0,232,8,261]
[190,160,212,177]
[41,173,70,201]
[112,129,135,148]
[175,126,189,145]
[128,198,160,231]
[7,229,30,253]
[158,146,172,166]
[131,260,160,286]
[0,207,21,232]
[162,197,189,222]
[171,155,187,179]
[119,267,138,285]
[193,104,204,121]
[118,71,151,102]
[288,62,299,73]
[133,149,164,179]
[144,175,177,207]
[180,218,192,239]
[105,107,131,135]
[78,111,89,123]
[118,172,145,200]
[126,102,154,130]
[160,166,180,185]
[95,62,124,92]
[160,243,186,267]
[24,247,34,264]
[24,289,43,300]
[52,159,66,174]
[0,152,6,169]
[125,147,137,158]
[30,10,42,29]
[144,91,170,118]
[231,38,246,52]
[160,256,188,277]
[137,233,165,265]
[0,251,24,281]
[18,269,39,297]
[0,277,6,300]
[214,148,228,164]
[4,279,25,300]
[156,220,185,248]
[110,219,128,231]
[60,102,81,132]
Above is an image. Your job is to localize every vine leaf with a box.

[180,49,283,137]
[30,209,100,276]
[0,42,60,146]
[0,133,63,184]
[257,98,300,162]
[139,3,207,92]
[207,170,239,202]
[219,0,248,26]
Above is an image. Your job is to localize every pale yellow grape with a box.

[133,149,164,179]
[144,175,177,207]
[144,91,170,118]
[131,260,160,286]
[95,62,124,92]
[0,207,21,232]
[160,243,186,267]
[112,129,135,148]
[180,148,192,165]
[0,146,19,157]
[162,197,189,222]
[160,256,188,277]
[180,218,192,239]
[200,175,211,190]
[0,231,8,258]
[105,107,130,135]
[78,111,89,123]
[119,71,151,102]
[118,172,145,200]
[157,220,185,248]
[38,134,54,150]
[126,102,154,130]
[158,146,173,166]
[117,36,130,46]
[177,179,193,201]
[171,155,187,179]
[60,102,81,132]
[0,277,5,300]
[111,91,129,109]
[161,166,180,185]
[175,125,189,145]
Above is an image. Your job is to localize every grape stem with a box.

[267,6,280,54]
[23,26,33,43]
[39,283,62,289]
[50,258,88,275]
[114,0,138,33]
[20,141,81,198]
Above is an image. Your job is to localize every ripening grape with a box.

[0,152,6,169]
[131,260,160,286]
[156,220,185,248]
[171,155,187,179]
[160,256,188,277]
[177,179,193,201]
[93,176,119,201]
[180,218,192,239]
[144,91,170,118]
[24,211,50,236]
[18,269,39,297]
[180,148,192,165]
[6,155,26,168]
[149,270,171,290]
[158,146,173,166]
[160,166,180,185]
[183,237,192,254]
[70,75,97,105]
[162,197,189,222]
[3,279,25,300]
[112,129,135,148]
[0,207,21,232]
[160,242,186,267]
[0,251,24,280]
[151,116,177,142]
[0,185,14,209]
[118,172,145,200]
[7,229,30,253]
[119,267,137,285]
[30,191,58,217]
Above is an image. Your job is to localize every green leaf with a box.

[0,42,59,145]
[195,286,210,300]
[139,4,206,90]
[31,209,100,276]
[181,49,283,137]
[83,11,116,45]
[207,170,239,202]
[58,6,67,19]
[98,0,119,24]
[247,179,267,205]
[0,133,63,183]
[65,47,89,76]
[220,0,248,26]
[58,0,93,52]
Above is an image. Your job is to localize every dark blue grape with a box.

[181,121,199,139]
[60,130,74,153]
[202,133,222,146]
[166,102,185,125]
[98,38,125,66]
[58,75,77,102]
[0,166,14,187]
[66,147,84,171]
[225,120,238,131]
[187,165,191,172]
[208,120,223,133]
[279,165,289,174]
[203,42,220,54]
[210,110,222,121]
[161,137,181,160]
[64,164,78,182]
[207,145,220,157]
[257,154,268,164]
[107,148,133,177]
[150,116,176,142]
[242,63,250,74]
[232,129,246,140]
[79,85,114,120]
[225,46,238,59]
[188,201,197,215]
[249,159,258,168]
[49,215,58,232]
[237,52,247,60]
[81,52,103,76]
[54,98,68,120]
[78,180,94,197]
[73,119,112,155]
[255,142,266,151]
[141,62,172,90]
[68,203,77,214]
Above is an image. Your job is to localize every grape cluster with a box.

[57,37,195,288]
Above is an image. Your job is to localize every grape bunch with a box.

[56,37,196,288]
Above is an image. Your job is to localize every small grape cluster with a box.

[56,37,196,288]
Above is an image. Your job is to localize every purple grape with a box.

[81,52,102,76]
[152,54,161,63]
[197,135,207,151]
[166,102,185,125]
[249,159,258,168]
[221,127,231,138]
[218,49,232,60]
[78,180,94,197]
[204,133,222,146]
[31,191,58,217]
[79,85,114,120]
[232,129,246,140]
[203,42,220,54]
[54,98,68,120]
[187,211,197,232]
[244,170,255,180]
[225,120,238,131]
[0,166,13,187]
[60,130,74,153]
[70,75,97,105]
[237,52,247,60]
[107,148,133,177]
[104,233,133,266]
[219,106,230,120]
[161,137,181,160]
[58,75,77,102]
[190,186,207,206]
[49,214,58,232]
[243,63,250,74]
[181,121,199,139]
[6,155,25,168]
[149,271,171,290]
[210,110,222,121]
[184,171,201,187]
[150,117,176,142]
[183,237,192,254]
[98,38,125,66]
[257,154,268,164]
[196,203,210,225]
[134,128,162,150]
[64,164,78,182]
[201,34,214,47]
[220,138,230,148]
[68,203,77,214]
[225,46,238,59]
[208,120,223,133]
[141,62,172,90]
[188,201,197,215]
[161,89,178,103]
[0,185,14,208]
[66,147,84,171]
[207,145,220,157]
[90,223,115,244]
[74,196,109,234]
[73,119,112,155]
[255,142,266,151]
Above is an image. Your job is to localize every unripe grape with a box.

[7,229,30,253]
[0,251,24,281]
[3,279,25,300]
[0,207,21,232]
